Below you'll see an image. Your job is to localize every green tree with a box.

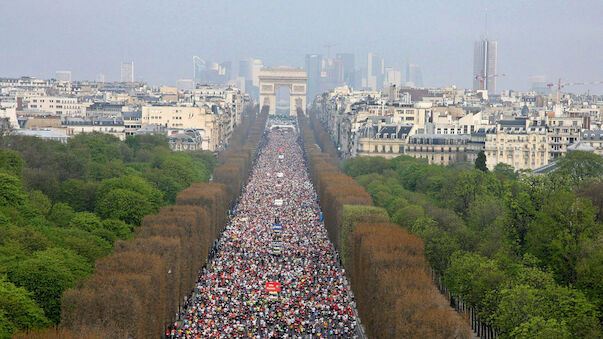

[27,190,51,217]
[444,251,506,309]
[392,204,424,228]
[4,248,91,324]
[342,156,391,177]
[96,188,156,225]
[0,149,24,177]
[495,284,599,338]
[68,212,102,232]
[47,202,75,228]
[0,310,14,339]
[509,316,570,339]
[97,175,163,210]
[475,151,488,172]
[101,219,132,240]
[556,151,603,183]
[525,191,599,285]
[38,227,111,263]
[0,173,26,208]
[493,163,518,181]
[0,275,50,332]
[58,179,98,212]
[412,217,460,273]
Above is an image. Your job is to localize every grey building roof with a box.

[567,142,595,152]
[582,130,603,140]
[15,129,71,139]
[122,111,142,119]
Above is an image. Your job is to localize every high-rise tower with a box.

[406,63,423,87]
[473,9,497,93]
[305,54,323,101]
[473,40,497,93]
[120,61,134,82]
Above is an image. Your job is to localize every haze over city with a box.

[0,1,602,338]
[1,0,602,92]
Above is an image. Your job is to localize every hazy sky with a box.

[1,0,602,92]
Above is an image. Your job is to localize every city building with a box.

[14,129,70,142]
[547,114,583,160]
[141,104,230,151]
[62,117,126,140]
[238,58,263,99]
[578,130,603,156]
[55,71,72,82]
[485,118,548,171]
[168,129,208,151]
[473,39,497,93]
[406,134,470,165]
[23,96,85,116]
[305,54,323,101]
[384,67,402,87]
[177,79,195,91]
[122,111,142,136]
[406,64,423,87]
[367,53,384,91]
[335,53,355,88]
[120,61,134,82]
[356,121,412,158]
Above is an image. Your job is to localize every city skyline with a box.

[0,1,601,93]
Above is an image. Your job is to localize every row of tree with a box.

[342,151,603,337]
[214,105,268,205]
[55,106,269,337]
[298,111,470,338]
[0,130,217,338]
[60,185,225,337]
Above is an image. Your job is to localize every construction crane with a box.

[474,73,506,90]
[546,79,603,102]
[323,43,339,59]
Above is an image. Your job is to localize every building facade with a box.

[473,39,497,93]
[485,119,548,171]
[120,61,134,83]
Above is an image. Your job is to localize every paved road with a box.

[168,118,361,338]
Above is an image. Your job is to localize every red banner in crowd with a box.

[265,282,281,292]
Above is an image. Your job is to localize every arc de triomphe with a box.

[258,67,307,116]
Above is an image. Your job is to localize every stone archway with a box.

[259,67,307,116]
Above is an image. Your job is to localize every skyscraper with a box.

[193,56,205,83]
[529,75,551,94]
[473,40,497,93]
[305,54,323,101]
[120,61,134,82]
[406,63,423,87]
[384,67,401,87]
[336,53,355,88]
[55,70,71,82]
[367,53,384,91]
[238,58,263,99]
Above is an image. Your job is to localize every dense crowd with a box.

[167,119,359,338]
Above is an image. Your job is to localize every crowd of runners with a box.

[166,118,360,338]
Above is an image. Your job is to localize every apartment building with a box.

[355,122,413,158]
[406,134,470,166]
[24,96,85,116]
[485,118,548,171]
[141,105,230,151]
[547,115,583,160]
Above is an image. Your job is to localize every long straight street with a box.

[171,118,360,338]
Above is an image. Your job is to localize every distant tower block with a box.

[473,39,497,93]
[121,61,134,82]
[56,70,72,82]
